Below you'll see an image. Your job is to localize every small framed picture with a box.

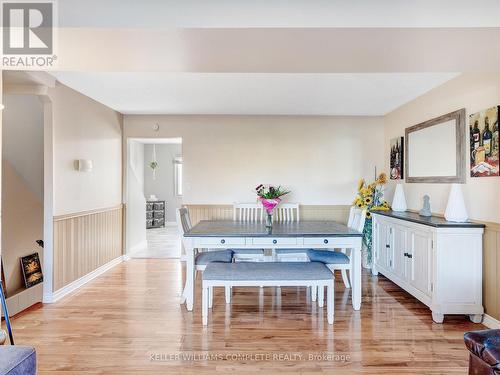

[390,136,404,180]
[20,253,43,288]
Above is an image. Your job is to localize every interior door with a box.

[407,229,432,297]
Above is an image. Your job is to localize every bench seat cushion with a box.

[0,346,36,375]
[307,249,350,264]
[275,249,308,254]
[231,249,264,254]
[195,250,233,265]
[203,262,332,281]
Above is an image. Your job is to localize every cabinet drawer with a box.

[146,212,153,219]
[251,238,297,246]
[153,211,164,219]
[199,237,246,246]
[303,237,335,246]
[153,202,164,210]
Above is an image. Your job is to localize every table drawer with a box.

[199,237,246,246]
[303,237,336,246]
[251,238,297,246]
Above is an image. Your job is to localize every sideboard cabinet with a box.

[372,211,484,324]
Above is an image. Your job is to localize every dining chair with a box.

[232,203,265,262]
[274,204,307,262]
[176,207,233,306]
[308,206,366,289]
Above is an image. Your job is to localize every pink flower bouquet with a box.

[255,184,290,228]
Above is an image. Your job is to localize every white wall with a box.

[144,143,182,222]
[124,115,385,205]
[384,73,500,223]
[49,83,122,216]
[2,95,44,200]
[126,140,146,253]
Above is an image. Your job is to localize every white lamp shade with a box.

[444,184,468,222]
[78,159,93,172]
[392,184,407,212]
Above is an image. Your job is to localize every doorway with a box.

[126,138,183,258]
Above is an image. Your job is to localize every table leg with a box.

[182,241,195,311]
[352,238,362,310]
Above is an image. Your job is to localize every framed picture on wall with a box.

[470,106,499,177]
[20,253,43,289]
[390,136,404,180]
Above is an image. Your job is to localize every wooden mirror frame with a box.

[405,108,466,183]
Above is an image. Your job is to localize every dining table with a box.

[181,220,363,311]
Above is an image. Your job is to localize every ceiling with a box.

[59,0,500,28]
[52,72,459,116]
[45,1,496,115]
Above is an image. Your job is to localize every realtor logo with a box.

[3,2,53,55]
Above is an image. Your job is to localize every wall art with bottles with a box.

[470,105,499,177]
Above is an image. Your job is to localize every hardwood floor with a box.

[9,259,482,374]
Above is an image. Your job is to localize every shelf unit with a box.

[146,200,165,229]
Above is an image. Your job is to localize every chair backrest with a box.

[233,203,263,222]
[348,206,367,233]
[275,203,300,222]
[176,207,192,236]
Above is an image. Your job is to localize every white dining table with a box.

[181,220,363,311]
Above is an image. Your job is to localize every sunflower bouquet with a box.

[353,173,391,266]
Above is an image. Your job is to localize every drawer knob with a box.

[221,239,225,244]
[273,239,277,244]
[386,244,390,248]
[324,239,329,244]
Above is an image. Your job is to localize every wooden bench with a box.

[202,262,334,325]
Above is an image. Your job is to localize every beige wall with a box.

[124,115,385,205]
[384,73,500,223]
[2,160,43,295]
[49,83,123,216]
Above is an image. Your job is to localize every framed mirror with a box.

[405,108,466,183]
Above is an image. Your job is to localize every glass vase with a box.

[265,212,273,228]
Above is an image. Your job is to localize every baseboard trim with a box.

[482,314,500,329]
[45,255,126,303]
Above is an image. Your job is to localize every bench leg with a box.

[208,287,213,309]
[202,284,209,326]
[225,286,231,304]
[311,285,317,302]
[327,283,334,324]
[318,285,324,308]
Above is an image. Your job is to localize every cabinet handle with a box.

[273,239,278,244]
[407,253,413,259]
[324,239,329,244]
[221,239,225,244]
[404,252,408,257]
[386,244,390,248]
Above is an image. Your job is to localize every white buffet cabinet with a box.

[372,211,484,324]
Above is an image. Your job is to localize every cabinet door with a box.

[392,225,407,279]
[407,229,432,297]
[374,220,391,270]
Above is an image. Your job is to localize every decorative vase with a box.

[265,212,273,228]
[362,243,372,269]
[444,184,469,222]
[392,184,407,212]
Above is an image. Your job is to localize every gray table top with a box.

[373,210,485,228]
[184,220,363,237]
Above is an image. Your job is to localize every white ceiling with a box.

[58,0,500,28]
[52,72,459,116]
